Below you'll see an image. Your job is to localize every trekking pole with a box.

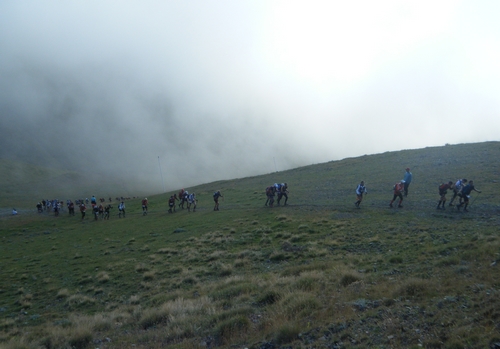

[469,192,481,208]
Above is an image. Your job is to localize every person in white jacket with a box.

[355,181,367,208]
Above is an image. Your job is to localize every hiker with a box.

[213,190,223,211]
[390,180,405,208]
[93,205,100,220]
[98,204,105,219]
[187,193,197,212]
[403,168,412,197]
[168,195,177,213]
[277,183,289,206]
[457,180,481,212]
[437,181,453,209]
[36,202,43,213]
[265,185,276,207]
[118,201,126,218]
[68,201,75,216]
[178,189,186,208]
[80,203,86,220]
[355,181,367,208]
[54,201,59,217]
[179,190,189,209]
[142,198,148,215]
[104,205,112,220]
[91,195,97,205]
[449,178,467,206]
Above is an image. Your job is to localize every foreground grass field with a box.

[1,142,499,349]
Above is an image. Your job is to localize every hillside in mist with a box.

[1,141,500,349]
[3,141,499,211]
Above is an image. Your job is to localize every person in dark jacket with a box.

[457,180,481,212]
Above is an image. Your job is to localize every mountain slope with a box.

[1,142,499,348]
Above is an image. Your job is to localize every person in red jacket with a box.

[437,181,453,210]
[80,203,86,220]
[389,180,405,208]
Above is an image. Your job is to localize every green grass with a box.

[1,141,500,348]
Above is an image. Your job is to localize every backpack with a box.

[395,183,403,192]
[439,183,447,193]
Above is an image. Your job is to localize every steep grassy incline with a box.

[0,142,499,349]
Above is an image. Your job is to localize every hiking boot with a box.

[464,208,468,212]
[398,205,403,208]
[389,203,393,208]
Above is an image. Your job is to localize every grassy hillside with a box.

[0,142,499,349]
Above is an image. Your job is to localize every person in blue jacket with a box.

[403,168,412,197]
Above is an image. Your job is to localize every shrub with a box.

[340,273,360,287]
[214,315,250,344]
[135,263,149,272]
[389,256,403,264]
[269,251,288,262]
[256,290,282,306]
[56,288,70,299]
[67,328,93,349]
[139,307,169,329]
[91,314,113,331]
[66,295,96,309]
[275,323,300,344]
[210,282,256,300]
[280,292,320,318]
[395,278,432,299]
[143,271,156,280]
[96,271,109,283]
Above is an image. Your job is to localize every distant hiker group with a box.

[168,189,198,213]
[437,179,481,212]
[355,167,481,213]
[265,183,288,207]
[36,195,137,220]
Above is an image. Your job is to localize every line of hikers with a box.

[35,166,482,218]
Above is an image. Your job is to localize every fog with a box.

[1,1,499,193]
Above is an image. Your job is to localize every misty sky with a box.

[1,1,499,192]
